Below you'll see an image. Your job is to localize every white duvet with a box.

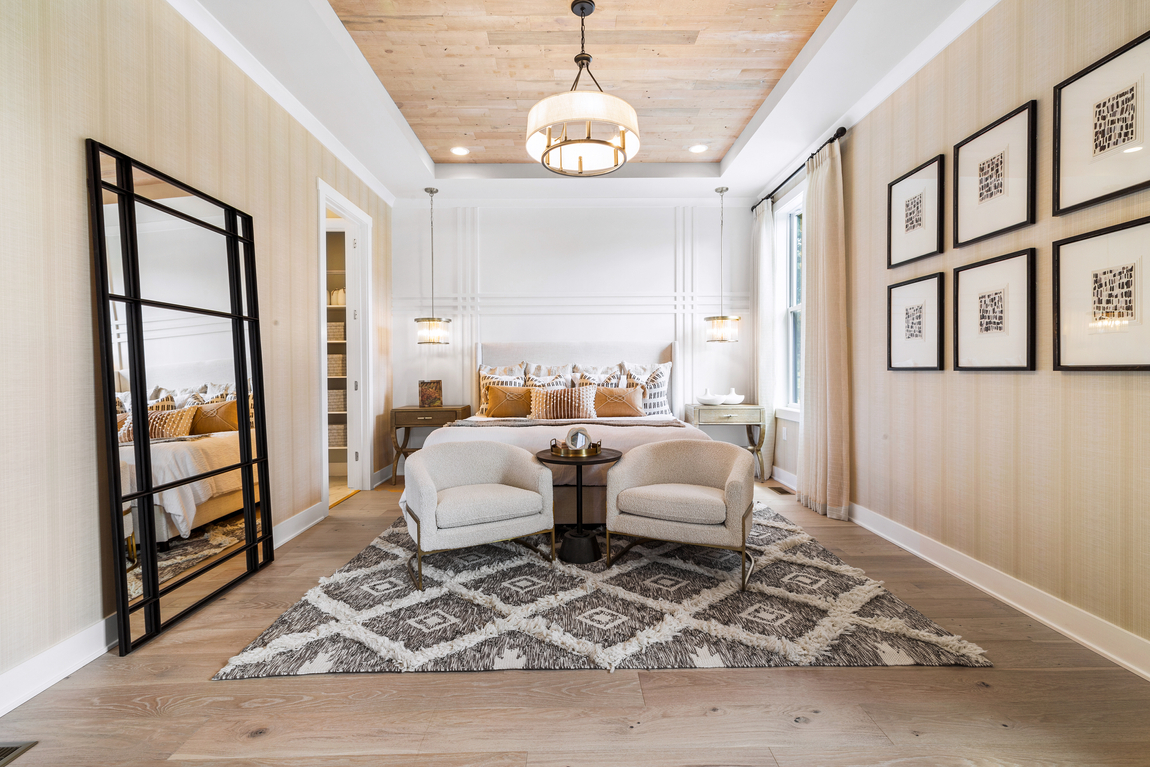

[422,415,711,486]
[119,432,246,537]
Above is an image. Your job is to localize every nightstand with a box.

[684,404,769,479]
[389,405,472,485]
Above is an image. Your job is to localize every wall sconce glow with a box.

[451,147,470,156]
[1124,146,1143,153]
[415,317,452,344]
[689,144,709,153]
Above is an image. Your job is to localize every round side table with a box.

[535,448,622,564]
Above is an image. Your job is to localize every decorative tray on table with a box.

[550,427,601,457]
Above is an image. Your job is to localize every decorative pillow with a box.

[623,361,673,416]
[116,413,128,429]
[594,386,646,417]
[523,363,574,387]
[115,393,129,414]
[150,386,206,410]
[573,363,622,387]
[486,385,533,418]
[575,369,622,389]
[530,386,596,420]
[147,394,176,412]
[525,374,567,390]
[479,372,526,415]
[190,400,239,434]
[118,405,197,443]
[200,381,235,403]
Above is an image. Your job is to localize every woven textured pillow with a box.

[191,400,240,434]
[624,361,673,416]
[594,385,646,417]
[530,385,596,420]
[118,405,197,443]
[486,385,532,418]
[479,372,526,415]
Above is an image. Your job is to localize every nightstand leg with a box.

[746,423,767,479]
[390,426,411,485]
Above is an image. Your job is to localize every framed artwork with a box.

[953,101,1037,247]
[1054,30,1150,215]
[953,249,1036,371]
[1053,216,1150,370]
[419,379,443,408]
[888,272,945,370]
[888,155,944,268]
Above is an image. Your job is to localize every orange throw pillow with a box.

[594,386,645,417]
[486,385,532,418]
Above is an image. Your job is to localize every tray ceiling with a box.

[329,0,836,165]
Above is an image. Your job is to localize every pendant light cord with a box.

[569,12,604,93]
[429,190,435,317]
[719,189,725,317]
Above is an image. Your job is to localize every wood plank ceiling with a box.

[329,1,836,164]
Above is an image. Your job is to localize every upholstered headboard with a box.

[476,341,680,415]
[114,358,239,393]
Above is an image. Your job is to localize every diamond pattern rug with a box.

[214,503,990,678]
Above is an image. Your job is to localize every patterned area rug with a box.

[214,504,990,678]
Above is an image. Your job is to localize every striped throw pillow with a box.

[479,372,525,415]
[624,361,673,416]
[525,374,567,390]
[523,363,574,387]
[118,405,197,443]
[575,369,622,388]
[530,385,596,420]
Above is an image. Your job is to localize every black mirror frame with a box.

[85,139,273,654]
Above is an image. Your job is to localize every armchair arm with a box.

[722,453,755,530]
[403,454,440,527]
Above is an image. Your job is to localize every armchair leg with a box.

[550,528,556,562]
[405,550,425,591]
[605,529,612,567]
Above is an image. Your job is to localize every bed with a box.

[116,359,260,543]
[418,341,711,524]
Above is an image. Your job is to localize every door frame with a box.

[318,179,374,499]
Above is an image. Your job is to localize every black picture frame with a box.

[86,140,274,654]
[887,272,945,371]
[888,155,945,269]
[1053,214,1150,371]
[1054,29,1150,216]
[953,249,1036,371]
[953,101,1037,248]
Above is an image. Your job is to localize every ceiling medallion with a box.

[525,1,640,176]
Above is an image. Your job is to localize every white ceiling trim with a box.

[163,0,399,206]
[752,0,1004,202]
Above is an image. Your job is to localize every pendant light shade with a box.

[705,186,740,343]
[415,187,450,345]
[525,1,640,176]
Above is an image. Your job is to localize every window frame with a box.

[774,184,805,409]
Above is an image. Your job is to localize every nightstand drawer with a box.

[692,406,764,424]
[394,410,454,427]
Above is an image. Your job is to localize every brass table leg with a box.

[390,425,411,485]
[746,423,767,479]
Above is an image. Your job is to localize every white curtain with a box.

[752,202,776,480]
[798,140,851,520]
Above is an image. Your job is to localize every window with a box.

[775,188,804,407]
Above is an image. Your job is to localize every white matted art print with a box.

[1054,216,1150,370]
[888,273,944,370]
[888,155,944,268]
[954,250,1035,370]
[1055,30,1150,214]
[954,102,1036,246]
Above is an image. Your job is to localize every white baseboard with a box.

[371,466,392,489]
[272,500,329,548]
[850,502,1150,683]
[771,466,797,491]
[0,615,118,717]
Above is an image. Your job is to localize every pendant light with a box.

[414,187,450,345]
[706,186,739,343]
[525,1,640,176]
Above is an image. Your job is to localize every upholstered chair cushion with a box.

[435,483,544,529]
[616,483,727,525]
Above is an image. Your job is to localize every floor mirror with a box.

[85,140,273,654]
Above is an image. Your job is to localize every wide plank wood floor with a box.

[3,480,1148,766]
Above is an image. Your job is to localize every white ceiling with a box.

[173,0,1000,204]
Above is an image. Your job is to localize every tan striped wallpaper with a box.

[0,0,392,674]
[843,0,1150,641]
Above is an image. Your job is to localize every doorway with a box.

[318,181,373,508]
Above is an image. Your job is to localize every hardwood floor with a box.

[2,481,1148,766]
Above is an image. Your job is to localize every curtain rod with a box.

[750,126,847,212]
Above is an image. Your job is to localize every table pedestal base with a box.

[559,529,600,564]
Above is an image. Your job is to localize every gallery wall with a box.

[390,200,756,458]
[843,0,1150,642]
[0,0,392,675]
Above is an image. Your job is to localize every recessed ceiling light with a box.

[1124,146,1143,153]
[451,147,470,156]
[689,144,709,153]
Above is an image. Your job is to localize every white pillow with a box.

[623,361,673,416]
